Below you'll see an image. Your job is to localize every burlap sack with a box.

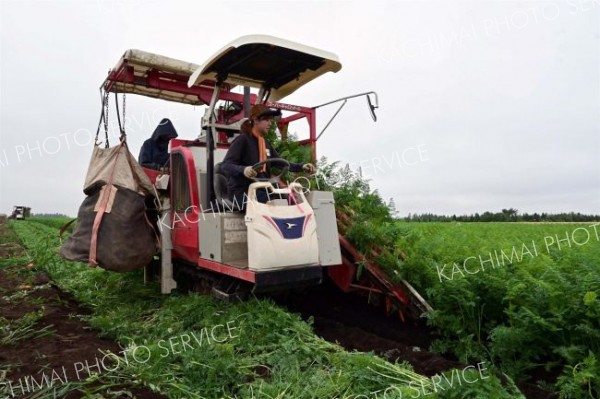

[83,144,154,196]
[60,143,158,272]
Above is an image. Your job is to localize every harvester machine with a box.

[10,206,31,220]
[102,35,431,321]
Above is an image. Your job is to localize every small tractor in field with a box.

[99,35,431,320]
[9,206,31,220]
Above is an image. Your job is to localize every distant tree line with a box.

[401,208,600,222]
[32,213,70,218]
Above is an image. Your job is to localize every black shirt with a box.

[220,133,303,202]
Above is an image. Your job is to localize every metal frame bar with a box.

[312,91,379,141]
[104,63,258,105]
[198,258,257,283]
[202,86,222,204]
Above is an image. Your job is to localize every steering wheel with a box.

[250,158,290,183]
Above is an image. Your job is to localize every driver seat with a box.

[214,162,237,212]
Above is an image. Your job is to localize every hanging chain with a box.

[123,93,126,127]
[94,90,106,147]
[103,91,110,148]
[121,93,126,139]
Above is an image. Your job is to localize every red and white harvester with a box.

[102,35,431,320]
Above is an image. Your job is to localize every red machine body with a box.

[104,36,430,318]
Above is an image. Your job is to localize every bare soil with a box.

[273,279,558,399]
[0,224,167,399]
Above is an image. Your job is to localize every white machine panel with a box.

[307,191,342,266]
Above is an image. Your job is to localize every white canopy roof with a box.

[188,35,342,101]
[106,36,341,104]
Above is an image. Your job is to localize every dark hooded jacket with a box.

[221,133,303,205]
[139,119,178,169]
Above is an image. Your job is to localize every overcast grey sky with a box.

[0,0,598,216]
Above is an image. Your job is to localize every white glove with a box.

[244,166,258,178]
[302,163,316,174]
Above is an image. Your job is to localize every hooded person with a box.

[139,118,178,170]
[221,104,316,210]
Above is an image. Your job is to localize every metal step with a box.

[211,276,250,303]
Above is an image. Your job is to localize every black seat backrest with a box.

[214,163,241,212]
[214,162,229,203]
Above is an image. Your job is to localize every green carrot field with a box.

[314,163,600,399]
[395,222,600,390]
[3,158,599,399]
[3,219,523,399]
